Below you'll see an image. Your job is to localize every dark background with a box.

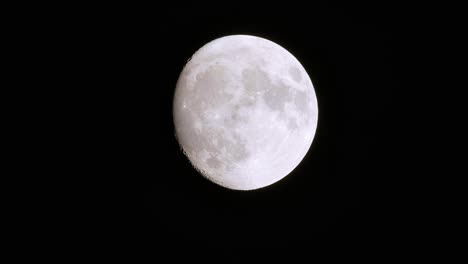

[50,2,400,250]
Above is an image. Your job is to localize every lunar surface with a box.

[173,35,318,190]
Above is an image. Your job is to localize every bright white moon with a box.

[173,35,318,190]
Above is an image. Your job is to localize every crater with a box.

[176,74,189,92]
[229,133,250,161]
[188,127,250,174]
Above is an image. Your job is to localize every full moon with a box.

[173,35,318,190]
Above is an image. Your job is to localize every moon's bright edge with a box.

[173,35,318,190]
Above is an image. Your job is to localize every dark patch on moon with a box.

[206,156,223,169]
[263,80,293,112]
[287,117,298,130]
[289,66,302,83]
[294,90,310,114]
[191,65,233,112]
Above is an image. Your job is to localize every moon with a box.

[173,35,318,190]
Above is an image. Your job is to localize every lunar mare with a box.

[173,35,318,190]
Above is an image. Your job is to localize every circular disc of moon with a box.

[173,35,318,190]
